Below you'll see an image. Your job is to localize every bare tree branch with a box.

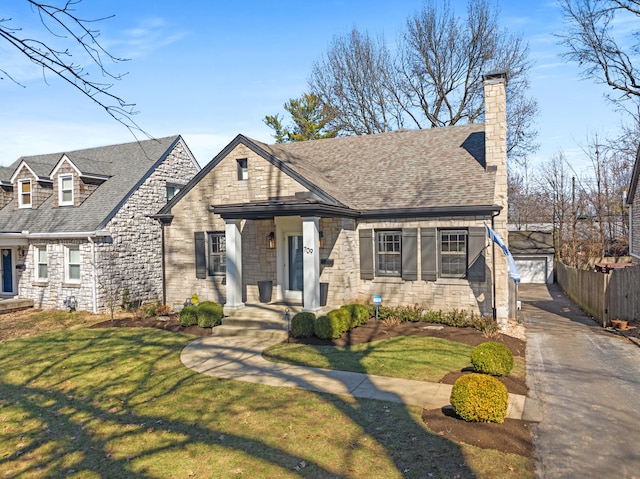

[0,0,148,137]
[559,0,640,114]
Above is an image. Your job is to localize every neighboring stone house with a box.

[0,136,200,312]
[627,144,640,262]
[158,73,514,324]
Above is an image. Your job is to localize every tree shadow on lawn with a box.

[0,328,484,478]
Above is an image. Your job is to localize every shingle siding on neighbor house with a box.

[1,136,199,312]
[626,145,640,261]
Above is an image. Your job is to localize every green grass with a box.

[263,336,475,382]
[0,326,533,478]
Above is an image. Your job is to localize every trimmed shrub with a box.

[291,312,316,338]
[340,304,370,328]
[327,308,351,333]
[314,314,342,339]
[196,301,224,328]
[470,341,514,376]
[179,305,198,327]
[450,373,509,423]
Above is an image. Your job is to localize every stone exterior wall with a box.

[326,218,492,315]
[164,143,309,309]
[101,138,199,311]
[19,239,94,310]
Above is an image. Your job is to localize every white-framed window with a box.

[208,232,226,275]
[237,158,248,180]
[375,230,402,277]
[59,174,74,206]
[439,230,468,278]
[34,246,48,281]
[18,179,32,208]
[65,245,81,283]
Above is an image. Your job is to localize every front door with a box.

[1,249,13,294]
[285,234,303,300]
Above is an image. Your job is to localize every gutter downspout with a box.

[88,236,97,314]
[161,222,166,306]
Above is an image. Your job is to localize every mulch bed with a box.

[93,315,533,456]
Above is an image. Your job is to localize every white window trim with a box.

[34,246,48,281]
[64,245,81,283]
[18,179,32,208]
[58,174,74,206]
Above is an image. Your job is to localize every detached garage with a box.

[508,231,555,284]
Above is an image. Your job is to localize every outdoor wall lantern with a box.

[318,231,325,249]
[267,232,276,249]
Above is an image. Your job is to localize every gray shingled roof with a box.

[0,136,180,234]
[250,123,494,210]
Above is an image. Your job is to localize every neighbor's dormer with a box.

[50,154,108,207]
[9,161,53,210]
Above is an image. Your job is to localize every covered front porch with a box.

[213,199,355,316]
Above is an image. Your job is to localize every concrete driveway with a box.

[521,283,640,479]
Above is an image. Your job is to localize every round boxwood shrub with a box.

[179,305,198,327]
[341,304,370,328]
[314,314,342,339]
[450,373,509,423]
[291,312,316,338]
[470,341,514,376]
[196,301,224,328]
[327,308,350,334]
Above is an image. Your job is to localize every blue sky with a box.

[0,0,631,172]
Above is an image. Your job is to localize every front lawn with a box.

[263,336,474,382]
[0,319,533,478]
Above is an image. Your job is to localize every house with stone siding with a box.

[158,73,515,325]
[0,136,199,313]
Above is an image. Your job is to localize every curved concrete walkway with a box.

[181,335,527,419]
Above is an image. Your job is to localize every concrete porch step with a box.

[0,298,34,314]
[212,302,303,340]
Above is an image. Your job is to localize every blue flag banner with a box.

[485,224,521,282]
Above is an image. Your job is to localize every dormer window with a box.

[59,174,74,206]
[18,179,32,208]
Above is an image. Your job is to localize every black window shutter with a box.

[421,228,437,281]
[359,229,374,280]
[401,228,418,280]
[467,227,486,282]
[195,232,206,279]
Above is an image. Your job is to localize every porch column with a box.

[302,216,321,312]
[224,219,244,313]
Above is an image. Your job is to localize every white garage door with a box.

[514,257,547,283]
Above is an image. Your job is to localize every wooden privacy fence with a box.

[557,261,640,326]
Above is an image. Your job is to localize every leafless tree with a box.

[559,0,640,117]
[310,29,402,135]
[540,152,575,263]
[309,0,538,161]
[0,0,143,134]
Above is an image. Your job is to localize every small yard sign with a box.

[373,295,382,321]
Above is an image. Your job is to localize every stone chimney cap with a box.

[482,72,508,84]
